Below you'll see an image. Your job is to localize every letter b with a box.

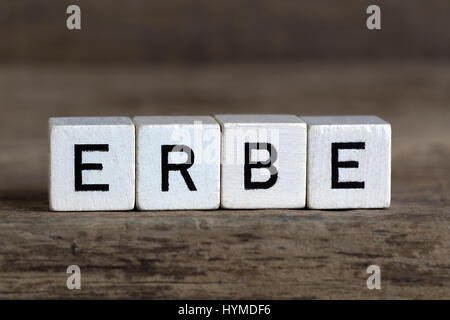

[244,142,278,190]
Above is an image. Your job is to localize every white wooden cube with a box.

[215,114,307,209]
[49,117,135,211]
[301,116,391,209]
[134,116,221,210]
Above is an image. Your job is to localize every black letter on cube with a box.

[244,142,278,190]
[74,144,109,192]
[331,142,365,189]
[161,145,197,192]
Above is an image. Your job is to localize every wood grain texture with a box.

[0,63,449,299]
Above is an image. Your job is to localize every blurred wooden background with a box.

[1,0,450,64]
[0,63,449,299]
[0,1,449,299]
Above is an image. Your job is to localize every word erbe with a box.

[49,115,391,211]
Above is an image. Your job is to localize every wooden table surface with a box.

[0,63,449,299]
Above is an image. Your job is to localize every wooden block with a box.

[215,114,307,209]
[301,116,391,209]
[49,117,135,211]
[134,116,221,210]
